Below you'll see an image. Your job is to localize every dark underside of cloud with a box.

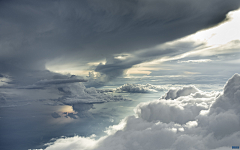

[0,0,240,86]
[44,73,240,150]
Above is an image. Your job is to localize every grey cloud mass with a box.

[56,82,130,105]
[21,78,87,89]
[115,83,166,93]
[0,0,240,86]
[95,42,200,80]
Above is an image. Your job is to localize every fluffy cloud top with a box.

[115,83,166,93]
[161,85,200,100]
[44,73,240,150]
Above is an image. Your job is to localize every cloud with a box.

[84,72,107,88]
[51,112,61,119]
[64,113,78,119]
[115,83,166,93]
[20,78,87,89]
[161,85,200,100]
[94,42,198,81]
[179,59,212,63]
[44,73,240,150]
[1,0,239,87]
[0,95,7,104]
[97,8,240,80]
[56,83,130,105]
[0,76,129,109]
[135,88,219,124]
[36,78,87,85]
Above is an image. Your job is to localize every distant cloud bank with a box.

[115,83,166,93]
[57,83,130,105]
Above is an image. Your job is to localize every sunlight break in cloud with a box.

[178,59,212,63]
[189,8,240,47]
[44,73,240,150]
[126,8,240,76]
[44,8,240,79]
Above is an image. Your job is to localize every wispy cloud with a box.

[179,59,212,63]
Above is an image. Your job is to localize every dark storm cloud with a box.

[95,41,198,80]
[0,0,240,86]
[95,57,142,80]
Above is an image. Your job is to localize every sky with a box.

[0,0,240,150]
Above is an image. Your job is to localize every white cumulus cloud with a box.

[161,85,201,100]
[44,74,240,150]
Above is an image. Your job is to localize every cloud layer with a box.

[115,83,166,93]
[44,73,240,150]
[57,83,130,105]
[1,0,240,86]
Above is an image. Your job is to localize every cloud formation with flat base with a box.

[57,83,130,105]
[115,83,166,93]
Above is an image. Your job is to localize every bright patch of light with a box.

[59,105,75,113]
[114,54,131,60]
[44,135,98,150]
[0,77,11,86]
[200,110,210,116]
[128,8,240,74]
[46,61,90,75]
[104,119,127,135]
[185,121,198,128]
[46,57,106,76]
[179,59,212,63]
[170,128,177,133]
[126,60,170,76]
[188,9,240,46]
[184,71,200,75]
[126,68,154,75]
[87,60,106,66]
[178,128,184,132]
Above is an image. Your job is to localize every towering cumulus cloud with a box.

[44,73,240,150]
